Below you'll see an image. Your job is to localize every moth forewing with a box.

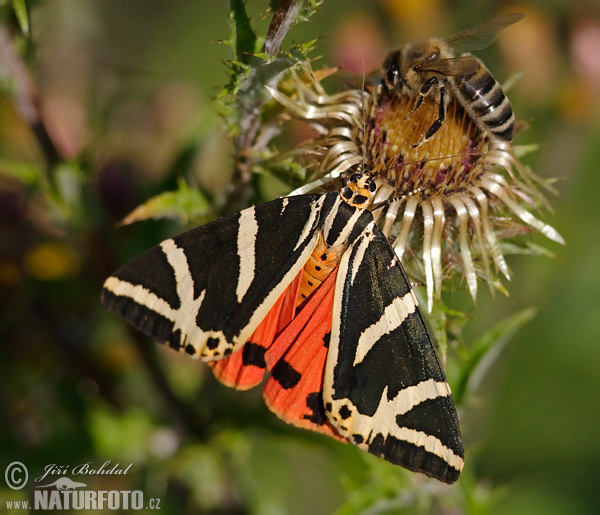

[322,223,464,483]
[102,195,326,361]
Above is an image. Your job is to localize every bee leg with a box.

[405,76,439,120]
[412,85,447,148]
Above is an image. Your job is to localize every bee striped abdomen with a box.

[455,65,516,141]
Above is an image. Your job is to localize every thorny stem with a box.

[263,0,299,57]
[225,0,299,214]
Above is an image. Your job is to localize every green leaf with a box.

[500,240,558,259]
[512,143,539,158]
[43,161,86,225]
[219,2,321,133]
[11,0,29,35]
[119,178,210,225]
[266,0,324,27]
[89,405,158,462]
[251,154,308,184]
[428,301,448,361]
[229,0,259,65]
[171,444,229,511]
[0,159,40,184]
[294,0,324,23]
[453,307,538,405]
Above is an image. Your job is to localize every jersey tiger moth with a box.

[102,173,464,484]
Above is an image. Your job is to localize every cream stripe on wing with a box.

[331,382,463,471]
[385,427,463,472]
[368,382,461,470]
[237,231,320,348]
[160,240,215,348]
[161,239,196,308]
[374,381,451,416]
[348,222,376,286]
[236,207,258,302]
[280,196,289,214]
[103,277,176,321]
[353,291,417,366]
[293,196,324,252]
[330,208,363,249]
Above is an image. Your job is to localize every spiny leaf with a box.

[500,240,558,259]
[251,155,307,184]
[294,0,324,23]
[218,1,322,133]
[267,0,324,26]
[119,178,210,226]
[229,0,259,65]
[0,159,40,184]
[11,0,29,36]
[428,300,449,363]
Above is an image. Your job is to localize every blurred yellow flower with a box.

[25,242,81,280]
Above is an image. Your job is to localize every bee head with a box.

[384,39,448,94]
[383,50,402,91]
[340,172,376,208]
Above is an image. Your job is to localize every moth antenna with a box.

[370,186,425,215]
[361,60,368,176]
[343,60,370,187]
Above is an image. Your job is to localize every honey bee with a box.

[383,13,524,146]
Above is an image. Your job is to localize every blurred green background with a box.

[1,1,599,513]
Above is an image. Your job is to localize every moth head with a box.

[341,172,376,208]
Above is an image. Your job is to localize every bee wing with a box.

[444,13,524,54]
[421,56,480,77]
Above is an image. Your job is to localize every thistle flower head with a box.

[269,66,563,310]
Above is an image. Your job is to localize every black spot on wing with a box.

[271,360,301,389]
[242,342,267,368]
[206,337,219,350]
[338,404,352,420]
[303,391,328,426]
